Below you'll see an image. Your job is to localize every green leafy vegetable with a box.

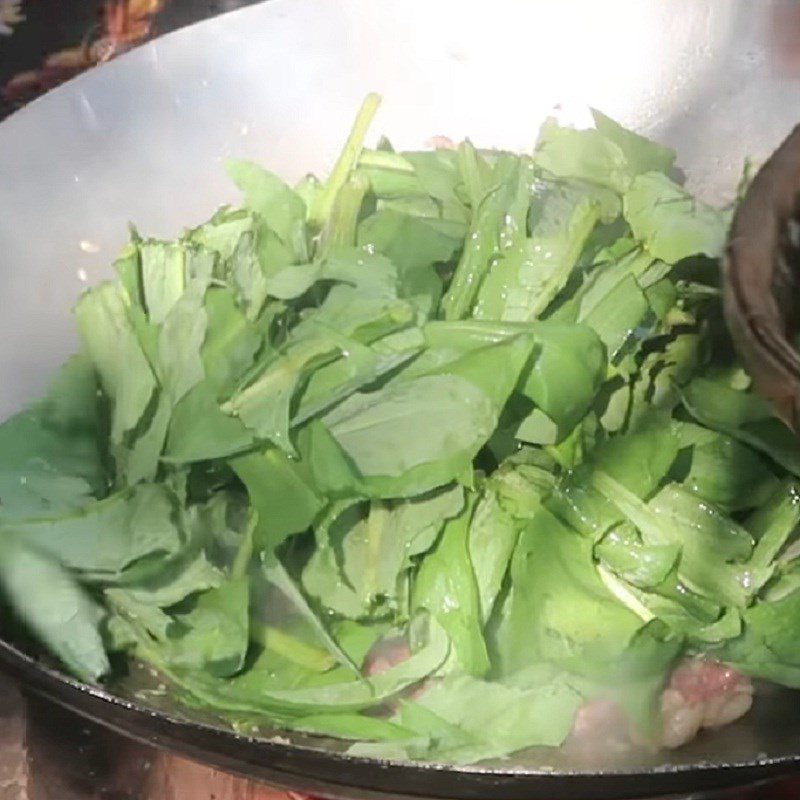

[682,378,800,476]
[473,182,602,321]
[413,493,489,676]
[399,671,582,762]
[4,96,795,765]
[0,355,105,521]
[0,536,109,681]
[623,172,727,263]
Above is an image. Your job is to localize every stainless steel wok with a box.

[2,1,800,797]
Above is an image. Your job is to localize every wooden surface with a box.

[0,674,305,800]
[0,0,262,117]
[0,678,27,800]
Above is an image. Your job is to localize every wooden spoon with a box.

[724,123,800,431]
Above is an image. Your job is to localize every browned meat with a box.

[565,658,753,758]
[562,698,635,764]
[362,636,412,677]
[364,636,753,753]
[660,658,753,748]
[362,635,432,705]
[425,135,457,150]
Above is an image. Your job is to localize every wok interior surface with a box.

[3,0,800,795]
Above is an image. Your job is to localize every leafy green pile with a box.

[4,94,800,763]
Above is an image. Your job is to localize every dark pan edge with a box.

[2,637,800,800]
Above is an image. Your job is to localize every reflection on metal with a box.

[3,0,799,419]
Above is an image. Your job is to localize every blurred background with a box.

[0,0,261,118]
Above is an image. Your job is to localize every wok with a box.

[2,1,800,797]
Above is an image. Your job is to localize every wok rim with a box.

[2,635,799,800]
